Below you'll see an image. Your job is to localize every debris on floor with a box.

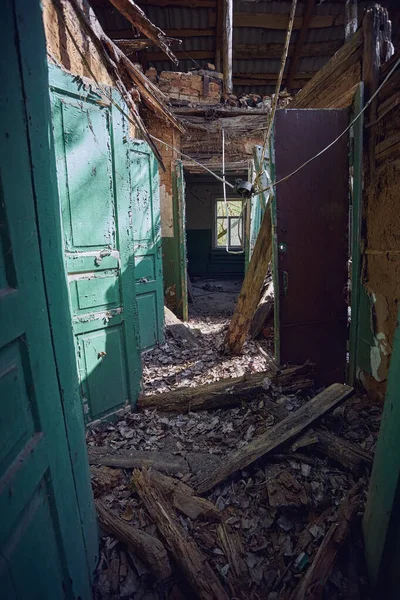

[89,370,380,599]
[142,278,274,396]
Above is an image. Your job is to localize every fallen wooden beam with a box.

[96,499,172,580]
[88,447,190,475]
[224,200,272,354]
[107,0,179,64]
[138,362,314,413]
[291,482,363,599]
[133,469,230,600]
[164,306,199,347]
[261,397,373,474]
[146,470,222,520]
[196,383,354,494]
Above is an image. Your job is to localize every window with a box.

[215,199,244,249]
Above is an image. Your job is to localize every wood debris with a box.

[164,306,199,348]
[90,304,380,600]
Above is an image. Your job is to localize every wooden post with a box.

[215,0,223,72]
[223,200,272,354]
[286,0,315,92]
[345,0,358,41]
[222,0,233,94]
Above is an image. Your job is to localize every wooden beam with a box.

[165,27,215,37]
[224,200,272,354]
[291,27,363,108]
[215,0,223,72]
[234,40,342,60]
[146,49,214,62]
[107,0,179,64]
[115,38,156,51]
[145,43,342,64]
[234,12,344,30]
[138,0,216,6]
[196,383,354,494]
[222,0,233,94]
[233,77,310,88]
[345,0,358,41]
[286,0,316,92]
[133,470,230,600]
[233,71,314,81]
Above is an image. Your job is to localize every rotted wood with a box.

[145,470,222,520]
[96,499,172,580]
[66,0,184,167]
[133,469,230,600]
[88,446,190,475]
[114,38,155,52]
[291,482,363,599]
[224,202,272,355]
[261,397,373,474]
[138,362,315,413]
[291,27,363,108]
[196,383,354,494]
[222,0,233,94]
[107,0,179,64]
[286,0,316,92]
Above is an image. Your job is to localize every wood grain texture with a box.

[196,383,354,493]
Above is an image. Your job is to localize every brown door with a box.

[273,109,349,384]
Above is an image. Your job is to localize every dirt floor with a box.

[89,281,381,600]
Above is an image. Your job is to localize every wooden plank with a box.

[234,12,344,30]
[291,27,363,108]
[96,500,172,580]
[286,0,316,92]
[222,0,233,94]
[215,0,223,71]
[87,446,190,475]
[133,469,230,600]
[107,0,179,64]
[261,397,373,474]
[234,40,342,60]
[196,383,354,493]
[164,306,199,347]
[115,38,157,52]
[138,362,314,412]
[223,200,272,354]
[233,72,313,81]
[293,482,363,599]
[147,49,214,62]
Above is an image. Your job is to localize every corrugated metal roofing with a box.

[92,0,398,95]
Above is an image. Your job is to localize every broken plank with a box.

[291,482,363,599]
[146,470,222,520]
[196,383,354,494]
[96,499,172,580]
[223,196,272,354]
[262,396,372,474]
[164,306,199,347]
[87,446,189,475]
[138,362,314,413]
[133,469,230,600]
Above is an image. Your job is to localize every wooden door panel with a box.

[50,66,142,423]
[274,109,349,385]
[78,327,129,421]
[0,3,93,595]
[130,141,164,350]
[61,101,115,250]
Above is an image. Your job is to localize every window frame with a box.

[213,197,244,250]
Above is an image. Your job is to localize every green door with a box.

[50,67,142,423]
[130,140,164,349]
[0,1,93,597]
